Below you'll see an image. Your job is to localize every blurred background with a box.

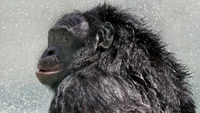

[0,0,199,112]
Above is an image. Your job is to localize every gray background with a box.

[0,0,199,112]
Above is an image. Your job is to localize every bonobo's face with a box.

[36,15,89,86]
[36,29,83,86]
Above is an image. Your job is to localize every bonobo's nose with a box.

[41,46,59,58]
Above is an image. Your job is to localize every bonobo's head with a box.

[35,13,114,88]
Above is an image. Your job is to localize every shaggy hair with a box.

[48,4,195,113]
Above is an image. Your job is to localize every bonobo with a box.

[36,4,195,113]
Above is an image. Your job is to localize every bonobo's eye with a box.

[61,34,69,43]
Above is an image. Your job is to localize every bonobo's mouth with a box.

[36,64,63,76]
[35,64,63,85]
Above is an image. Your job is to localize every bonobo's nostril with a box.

[47,50,54,55]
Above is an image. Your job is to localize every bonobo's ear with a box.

[96,22,114,49]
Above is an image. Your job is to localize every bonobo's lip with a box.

[36,64,63,76]
[35,64,63,86]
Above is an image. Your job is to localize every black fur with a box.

[48,4,195,113]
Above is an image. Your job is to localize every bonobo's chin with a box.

[36,64,63,86]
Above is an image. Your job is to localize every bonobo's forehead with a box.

[48,29,68,35]
[52,14,89,39]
